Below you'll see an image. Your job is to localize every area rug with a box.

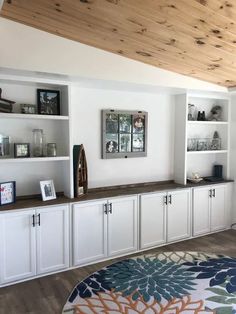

[62,252,236,313]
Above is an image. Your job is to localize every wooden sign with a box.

[73,144,88,198]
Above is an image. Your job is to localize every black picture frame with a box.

[37,89,60,115]
[14,143,30,158]
[0,181,16,206]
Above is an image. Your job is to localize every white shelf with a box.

[0,113,69,120]
[187,121,228,125]
[0,156,70,163]
[187,150,228,155]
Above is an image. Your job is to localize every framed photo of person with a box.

[0,181,16,206]
[37,89,60,115]
[40,180,56,201]
[102,110,148,159]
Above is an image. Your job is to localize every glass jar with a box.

[32,129,43,157]
[0,135,10,157]
[188,104,196,121]
[47,143,57,157]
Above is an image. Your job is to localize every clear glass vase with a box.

[32,129,43,157]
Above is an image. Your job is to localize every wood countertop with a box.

[0,179,233,212]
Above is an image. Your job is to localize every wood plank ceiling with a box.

[1,0,236,87]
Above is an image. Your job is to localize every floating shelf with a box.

[0,113,69,120]
[0,156,70,163]
[187,150,228,155]
[187,121,228,125]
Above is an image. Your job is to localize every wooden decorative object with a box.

[73,144,88,197]
[0,88,15,113]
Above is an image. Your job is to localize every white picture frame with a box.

[40,180,56,201]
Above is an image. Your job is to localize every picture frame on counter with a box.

[40,180,56,201]
[14,143,30,158]
[0,181,16,206]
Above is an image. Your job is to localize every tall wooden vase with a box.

[73,144,88,197]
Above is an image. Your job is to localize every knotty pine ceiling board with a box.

[1,0,236,87]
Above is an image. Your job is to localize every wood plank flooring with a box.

[0,230,235,314]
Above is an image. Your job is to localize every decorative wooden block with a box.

[73,144,88,198]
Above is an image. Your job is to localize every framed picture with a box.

[14,143,30,158]
[37,89,60,115]
[102,110,148,159]
[40,180,56,201]
[0,181,16,206]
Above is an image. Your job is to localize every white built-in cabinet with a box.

[72,199,107,265]
[0,76,73,198]
[193,185,226,236]
[140,189,191,250]
[140,192,166,249]
[0,205,69,284]
[72,196,138,266]
[0,183,232,286]
[174,94,230,185]
[167,189,191,242]
[0,209,36,284]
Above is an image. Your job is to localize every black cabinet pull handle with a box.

[109,203,113,214]
[213,189,216,197]
[104,203,108,215]
[209,189,212,198]
[32,215,35,227]
[38,214,41,226]
[164,195,168,205]
[169,195,172,204]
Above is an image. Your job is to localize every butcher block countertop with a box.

[0,179,233,212]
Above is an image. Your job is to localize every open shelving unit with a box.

[0,112,69,120]
[174,93,230,185]
[0,75,73,198]
[0,156,70,163]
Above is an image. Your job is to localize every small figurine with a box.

[210,131,221,150]
[208,105,222,121]
[197,111,206,121]
[0,88,15,113]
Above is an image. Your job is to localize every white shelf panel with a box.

[0,156,70,163]
[187,150,228,155]
[0,113,69,120]
[187,121,228,125]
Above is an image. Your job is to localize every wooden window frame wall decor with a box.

[102,109,148,159]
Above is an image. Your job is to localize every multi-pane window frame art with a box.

[102,109,148,159]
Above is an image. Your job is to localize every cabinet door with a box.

[108,196,138,257]
[140,192,166,249]
[36,205,69,275]
[193,187,211,236]
[72,200,107,266]
[211,185,226,232]
[0,210,36,284]
[167,189,191,242]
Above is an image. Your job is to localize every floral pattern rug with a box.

[62,252,236,313]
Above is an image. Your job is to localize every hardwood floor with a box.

[0,230,235,314]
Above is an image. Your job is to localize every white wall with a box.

[230,94,236,226]
[71,86,174,188]
[0,17,227,93]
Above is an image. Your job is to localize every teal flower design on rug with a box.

[63,252,236,314]
[103,257,197,302]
